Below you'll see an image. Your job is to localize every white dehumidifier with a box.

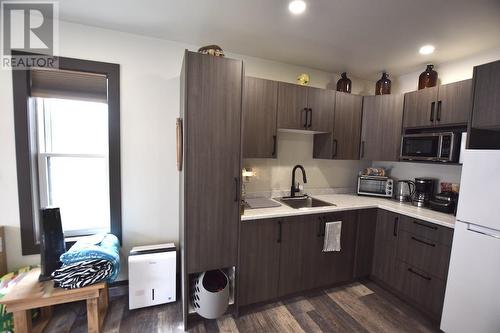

[128,243,176,309]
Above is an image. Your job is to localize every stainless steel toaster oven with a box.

[357,176,394,198]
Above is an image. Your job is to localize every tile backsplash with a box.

[243,131,370,193]
[242,131,463,196]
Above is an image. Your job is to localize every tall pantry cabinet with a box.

[179,51,244,328]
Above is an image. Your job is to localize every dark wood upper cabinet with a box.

[238,219,281,306]
[306,87,335,132]
[333,92,363,159]
[436,79,472,125]
[181,51,242,274]
[471,60,500,129]
[277,82,309,130]
[403,87,438,128]
[313,92,363,160]
[403,80,472,128]
[243,77,278,158]
[361,94,404,161]
[277,82,335,132]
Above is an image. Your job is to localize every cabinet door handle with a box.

[332,139,338,158]
[360,141,365,159]
[234,177,239,202]
[430,102,436,122]
[277,221,282,243]
[307,108,312,128]
[436,100,442,121]
[393,216,399,237]
[317,217,322,237]
[407,267,432,281]
[413,220,438,230]
[272,135,277,157]
[302,108,308,128]
[411,236,436,247]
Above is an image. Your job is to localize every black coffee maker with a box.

[412,178,435,207]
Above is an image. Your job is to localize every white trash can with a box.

[192,269,229,319]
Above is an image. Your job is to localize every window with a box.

[36,98,110,236]
[12,53,121,255]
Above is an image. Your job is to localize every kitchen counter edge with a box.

[241,194,455,229]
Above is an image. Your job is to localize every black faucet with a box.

[290,165,307,197]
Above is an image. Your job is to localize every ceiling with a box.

[58,0,500,79]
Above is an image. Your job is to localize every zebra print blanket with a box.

[51,259,113,289]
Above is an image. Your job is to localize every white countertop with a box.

[242,194,455,228]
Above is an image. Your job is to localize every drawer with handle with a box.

[399,215,453,246]
[397,261,447,319]
[397,230,452,280]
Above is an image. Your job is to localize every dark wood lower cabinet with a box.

[239,208,453,323]
[372,209,400,287]
[278,212,358,296]
[240,211,360,305]
[397,262,447,319]
[371,209,453,321]
[353,209,377,278]
[278,215,319,296]
[314,211,357,288]
[397,230,452,280]
[238,218,281,306]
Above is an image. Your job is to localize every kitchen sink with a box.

[277,195,335,209]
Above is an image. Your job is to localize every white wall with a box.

[393,47,500,93]
[234,52,374,95]
[0,21,373,278]
[372,47,500,187]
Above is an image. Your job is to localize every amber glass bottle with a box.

[336,72,352,93]
[375,72,391,95]
[418,64,438,90]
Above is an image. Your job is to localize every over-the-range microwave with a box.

[400,131,465,163]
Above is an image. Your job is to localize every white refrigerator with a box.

[441,150,500,333]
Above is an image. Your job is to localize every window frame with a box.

[12,52,122,255]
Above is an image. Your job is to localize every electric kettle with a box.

[395,180,415,202]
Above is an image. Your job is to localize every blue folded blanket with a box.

[60,233,120,281]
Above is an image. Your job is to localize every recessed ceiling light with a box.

[289,0,306,15]
[419,45,435,55]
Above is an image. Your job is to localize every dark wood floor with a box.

[45,281,438,332]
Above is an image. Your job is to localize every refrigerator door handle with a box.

[467,223,500,239]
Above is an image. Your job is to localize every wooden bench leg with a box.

[13,310,32,333]
[87,298,100,333]
[99,287,109,311]
[98,287,109,329]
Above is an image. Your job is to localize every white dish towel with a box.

[323,221,342,252]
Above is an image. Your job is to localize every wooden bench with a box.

[0,267,108,333]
